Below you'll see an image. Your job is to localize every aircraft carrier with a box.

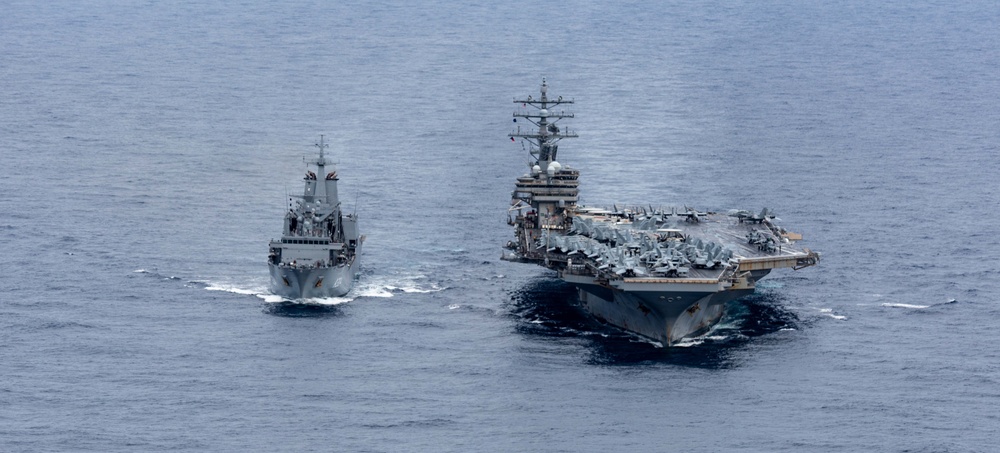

[503,80,819,346]
[267,136,363,299]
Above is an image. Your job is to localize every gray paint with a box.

[267,135,363,299]
[505,82,819,346]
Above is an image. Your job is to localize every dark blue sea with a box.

[3,1,999,451]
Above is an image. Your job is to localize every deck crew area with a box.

[537,206,820,283]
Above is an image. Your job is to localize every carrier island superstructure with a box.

[268,136,363,299]
[503,81,819,346]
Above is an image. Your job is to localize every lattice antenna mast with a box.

[510,79,577,169]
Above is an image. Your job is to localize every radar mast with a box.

[510,79,578,172]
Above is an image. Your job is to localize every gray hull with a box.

[563,274,754,345]
[268,252,361,299]
[578,287,752,345]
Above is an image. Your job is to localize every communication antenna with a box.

[316,134,328,159]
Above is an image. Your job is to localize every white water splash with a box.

[259,294,285,303]
[290,296,355,306]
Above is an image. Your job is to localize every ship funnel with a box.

[325,177,339,206]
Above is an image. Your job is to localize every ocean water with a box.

[3,1,999,451]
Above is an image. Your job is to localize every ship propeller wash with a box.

[503,80,820,346]
[268,136,363,299]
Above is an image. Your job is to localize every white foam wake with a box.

[203,281,270,298]
[200,280,360,305]
[199,273,446,305]
[673,338,702,347]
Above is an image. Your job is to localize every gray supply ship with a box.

[503,80,819,346]
[268,136,363,299]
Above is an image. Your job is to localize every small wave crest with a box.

[819,308,847,320]
[881,303,930,309]
[132,269,182,280]
[880,298,957,310]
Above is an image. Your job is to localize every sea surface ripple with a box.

[2,1,998,451]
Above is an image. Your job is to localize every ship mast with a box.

[309,135,330,202]
[299,134,342,208]
[510,78,578,173]
[507,80,581,261]
[316,134,328,161]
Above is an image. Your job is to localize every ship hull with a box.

[268,252,361,300]
[563,274,753,346]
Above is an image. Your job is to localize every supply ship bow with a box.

[503,80,819,346]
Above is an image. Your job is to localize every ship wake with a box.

[193,272,446,306]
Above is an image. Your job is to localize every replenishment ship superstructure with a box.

[268,136,363,299]
[503,81,819,345]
